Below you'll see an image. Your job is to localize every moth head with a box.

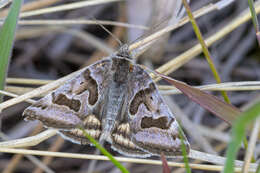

[116,44,132,60]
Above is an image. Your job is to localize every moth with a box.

[23,45,190,158]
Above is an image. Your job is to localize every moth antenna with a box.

[128,15,173,60]
[92,17,123,47]
[129,15,171,46]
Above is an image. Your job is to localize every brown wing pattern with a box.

[127,64,190,157]
[23,59,112,144]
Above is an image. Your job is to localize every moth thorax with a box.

[112,59,130,83]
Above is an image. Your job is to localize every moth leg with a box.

[0,129,57,148]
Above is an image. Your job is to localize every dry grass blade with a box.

[0,0,11,9]
[4,80,260,96]
[0,129,57,148]
[159,81,260,94]
[129,2,221,52]
[155,72,241,124]
[0,89,35,104]
[0,0,62,17]
[188,150,257,168]
[0,148,257,172]
[6,19,148,30]
[242,117,260,173]
[2,125,43,173]
[6,78,52,85]
[19,0,122,18]
[32,137,64,173]
[151,1,260,81]
[0,129,255,169]
[0,127,55,173]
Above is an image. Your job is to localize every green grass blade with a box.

[79,127,129,173]
[256,164,260,173]
[178,126,191,173]
[181,0,230,103]
[0,0,23,93]
[247,0,260,46]
[248,0,259,32]
[223,101,260,173]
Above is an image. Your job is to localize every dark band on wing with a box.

[129,83,156,115]
[52,93,81,112]
[81,69,98,105]
[140,116,174,130]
